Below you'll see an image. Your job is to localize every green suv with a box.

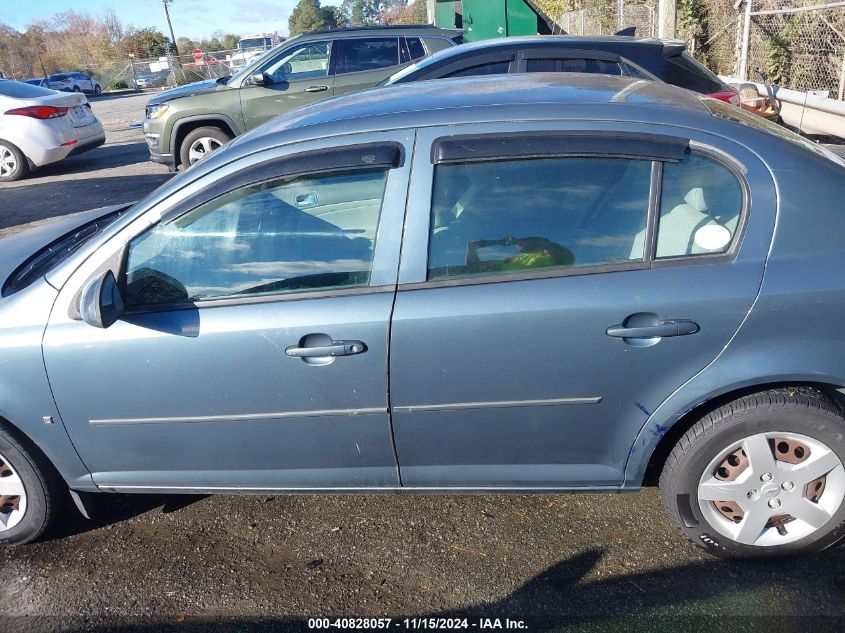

[143,25,460,169]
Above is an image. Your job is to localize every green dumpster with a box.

[433,0,559,42]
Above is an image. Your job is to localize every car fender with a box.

[624,327,845,487]
[0,280,95,491]
[168,113,243,156]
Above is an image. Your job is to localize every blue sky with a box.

[0,0,344,39]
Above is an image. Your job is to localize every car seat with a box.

[630,187,730,259]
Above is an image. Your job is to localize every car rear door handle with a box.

[285,340,367,358]
[606,320,700,339]
[304,85,328,93]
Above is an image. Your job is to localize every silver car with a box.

[1,74,845,559]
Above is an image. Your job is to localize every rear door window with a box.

[525,57,623,76]
[427,156,652,280]
[403,37,427,62]
[337,37,400,74]
[649,152,743,258]
[443,60,511,78]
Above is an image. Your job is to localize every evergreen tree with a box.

[289,0,330,36]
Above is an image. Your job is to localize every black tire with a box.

[179,126,232,168]
[0,425,60,546]
[659,387,845,559]
[0,140,29,182]
[72,86,81,92]
[93,84,101,96]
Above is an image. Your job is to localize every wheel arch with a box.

[0,397,95,494]
[631,379,845,488]
[171,115,239,168]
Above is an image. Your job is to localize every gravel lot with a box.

[1,93,845,633]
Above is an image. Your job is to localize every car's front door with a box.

[390,124,776,488]
[332,37,408,97]
[43,133,413,491]
[239,40,335,131]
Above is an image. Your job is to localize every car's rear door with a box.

[43,131,413,491]
[389,122,775,488]
[74,73,94,92]
[239,40,335,130]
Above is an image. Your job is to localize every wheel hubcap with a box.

[187,137,223,164]
[0,451,27,531]
[698,432,845,546]
[0,146,17,177]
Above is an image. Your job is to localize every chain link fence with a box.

[52,46,271,93]
[555,1,658,37]
[548,1,845,101]
[745,1,845,99]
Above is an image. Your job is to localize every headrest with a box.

[684,187,708,212]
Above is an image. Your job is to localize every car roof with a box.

[223,73,711,160]
[267,73,704,131]
[301,24,461,38]
[407,35,684,65]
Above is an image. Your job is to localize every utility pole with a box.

[657,0,677,39]
[162,0,179,56]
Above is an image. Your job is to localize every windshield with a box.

[228,36,301,84]
[0,79,55,98]
[239,37,271,50]
[1,208,128,296]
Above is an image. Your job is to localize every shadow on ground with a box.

[42,492,208,544]
[1,173,173,229]
[19,542,844,632]
[8,491,842,633]
[30,142,155,176]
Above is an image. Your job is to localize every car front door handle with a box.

[606,319,700,339]
[304,85,328,93]
[285,340,367,358]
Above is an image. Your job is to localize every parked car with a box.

[3,74,845,558]
[47,72,102,96]
[24,78,48,88]
[384,35,740,105]
[143,24,461,169]
[133,70,171,90]
[0,79,105,181]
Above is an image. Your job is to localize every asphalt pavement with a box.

[0,92,173,238]
[0,93,844,633]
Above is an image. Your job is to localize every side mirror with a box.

[249,72,266,86]
[79,270,124,328]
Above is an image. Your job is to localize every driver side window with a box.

[263,41,331,83]
[124,167,389,307]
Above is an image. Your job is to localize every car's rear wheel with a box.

[179,126,232,167]
[660,388,845,558]
[72,86,81,92]
[0,426,58,546]
[0,141,28,182]
[93,84,101,96]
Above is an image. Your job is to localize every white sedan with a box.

[0,79,105,181]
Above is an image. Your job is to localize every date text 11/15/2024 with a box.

[307,618,528,629]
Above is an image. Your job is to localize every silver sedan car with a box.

[0,79,105,181]
[1,74,844,559]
